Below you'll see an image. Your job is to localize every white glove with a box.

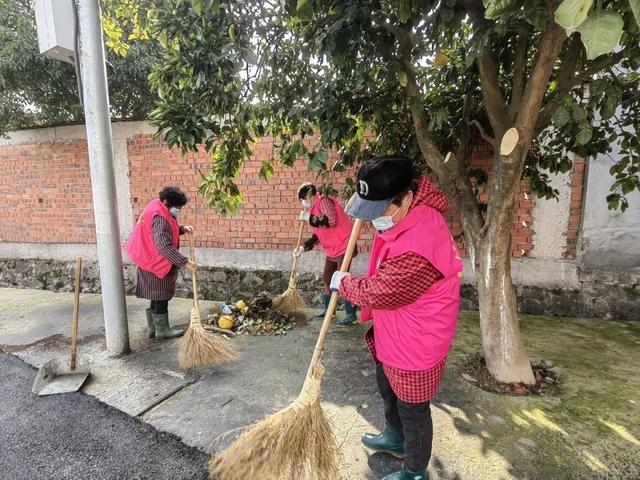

[293,246,304,257]
[330,271,351,292]
[299,211,310,221]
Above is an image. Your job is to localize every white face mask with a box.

[372,192,413,232]
[169,207,180,217]
[372,206,402,232]
[301,199,311,210]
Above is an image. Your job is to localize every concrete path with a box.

[1,287,601,480]
[0,352,208,480]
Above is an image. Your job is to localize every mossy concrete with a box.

[0,287,638,479]
[445,312,640,479]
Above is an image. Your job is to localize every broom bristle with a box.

[178,322,238,369]
[273,286,306,314]
[209,398,339,480]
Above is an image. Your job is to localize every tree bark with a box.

[475,229,535,384]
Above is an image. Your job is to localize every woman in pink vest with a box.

[295,183,358,326]
[331,156,462,480]
[125,186,197,340]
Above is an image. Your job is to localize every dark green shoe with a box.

[336,301,357,327]
[313,294,331,318]
[145,308,155,339]
[382,468,429,480]
[152,313,184,340]
[361,426,405,458]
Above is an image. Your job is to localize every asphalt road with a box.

[0,352,208,480]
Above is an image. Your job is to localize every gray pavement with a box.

[0,351,208,480]
[0,288,522,479]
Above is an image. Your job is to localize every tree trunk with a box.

[474,235,535,385]
[467,146,536,385]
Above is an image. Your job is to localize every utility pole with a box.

[76,0,130,356]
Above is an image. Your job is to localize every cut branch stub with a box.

[500,128,520,156]
[443,151,459,175]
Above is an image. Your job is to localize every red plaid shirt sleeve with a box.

[340,252,443,310]
[318,197,338,227]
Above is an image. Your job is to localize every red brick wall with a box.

[565,157,586,257]
[0,140,96,244]
[127,134,375,252]
[441,142,535,258]
[0,128,568,260]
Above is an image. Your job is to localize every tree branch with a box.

[469,119,496,146]
[556,34,583,90]
[457,0,489,29]
[456,93,474,166]
[477,52,511,137]
[508,25,532,120]
[515,17,566,141]
[371,13,485,243]
[535,47,630,134]
[562,47,629,91]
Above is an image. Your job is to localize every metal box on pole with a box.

[34,0,75,64]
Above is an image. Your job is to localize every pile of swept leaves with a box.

[208,295,296,336]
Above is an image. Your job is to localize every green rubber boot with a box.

[337,301,357,327]
[361,426,405,458]
[152,313,184,340]
[145,308,155,339]
[314,294,331,318]
[382,468,429,480]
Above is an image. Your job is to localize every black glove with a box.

[303,234,319,251]
[309,214,330,228]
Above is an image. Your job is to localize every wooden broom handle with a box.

[308,218,362,373]
[289,218,307,284]
[70,256,82,371]
[187,232,199,311]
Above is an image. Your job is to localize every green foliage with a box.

[483,0,515,20]
[555,0,594,30]
[0,0,157,137]
[101,0,639,214]
[576,10,624,60]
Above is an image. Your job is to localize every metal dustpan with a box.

[32,256,91,396]
[32,356,91,396]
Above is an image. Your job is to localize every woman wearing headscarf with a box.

[125,186,197,339]
[296,182,358,326]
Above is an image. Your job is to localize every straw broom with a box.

[210,218,363,480]
[178,232,238,369]
[273,217,307,314]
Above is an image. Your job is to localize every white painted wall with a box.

[530,170,572,259]
[581,151,640,270]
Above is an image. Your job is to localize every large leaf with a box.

[552,105,571,128]
[575,122,593,146]
[554,0,593,30]
[576,10,624,60]
[482,0,514,19]
[631,0,640,28]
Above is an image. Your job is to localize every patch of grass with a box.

[438,312,640,479]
